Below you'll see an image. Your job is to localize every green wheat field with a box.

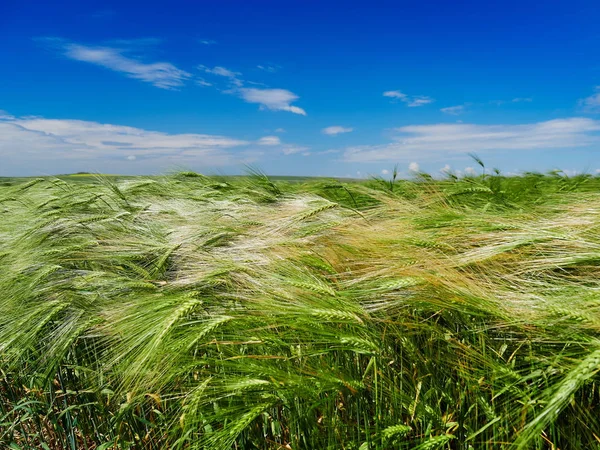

[2,166,600,449]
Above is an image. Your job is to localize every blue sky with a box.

[1,0,600,177]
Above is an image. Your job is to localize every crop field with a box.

[2,168,600,449]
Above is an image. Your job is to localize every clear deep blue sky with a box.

[1,0,600,177]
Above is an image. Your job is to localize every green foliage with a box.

[2,169,600,449]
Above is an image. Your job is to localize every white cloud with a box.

[196,78,212,87]
[440,164,452,173]
[198,65,243,87]
[195,64,305,116]
[61,43,191,89]
[561,169,580,177]
[282,145,309,155]
[200,65,240,78]
[408,162,420,172]
[343,118,600,162]
[464,167,477,176]
[257,64,280,72]
[199,39,216,45]
[0,110,14,120]
[274,128,286,133]
[238,88,306,115]
[440,105,465,115]
[257,136,281,146]
[317,149,340,155]
[579,87,600,112]
[383,90,434,107]
[44,39,308,117]
[322,126,353,136]
[254,134,308,155]
[0,113,251,175]
[407,96,434,107]
[383,90,407,100]
[491,97,533,106]
[381,169,389,175]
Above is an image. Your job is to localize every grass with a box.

[1,168,600,449]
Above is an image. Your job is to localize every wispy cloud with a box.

[199,39,217,45]
[0,110,14,120]
[196,78,213,87]
[407,97,434,107]
[0,112,251,174]
[383,90,407,100]
[196,63,304,115]
[44,39,191,89]
[253,133,309,155]
[383,90,434,107]
[440,105,465,115]
[257,64,280,73]
[282,145,310,155]
[257,136,281,146]
[44,38,307,116]
[322,126,353,135]
[255,135,309,155]
[490,97,533,106]
[318,149,340,155]
[342,118,600,162]
[408,162,420,172]
[238,88,306,115]
[197,65,243,86]
[579,86,600,112]
[198,65,240,78]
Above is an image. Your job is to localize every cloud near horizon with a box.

[342,118,600,162]
[408,162,420,172]
[0,113,252,175]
